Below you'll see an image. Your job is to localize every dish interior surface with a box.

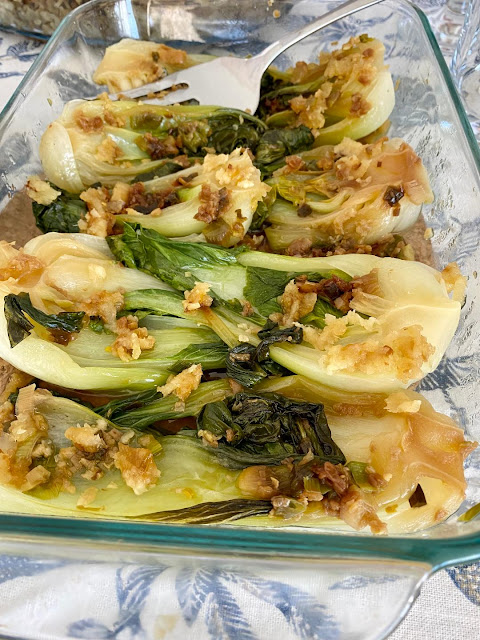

[0,0,480,556]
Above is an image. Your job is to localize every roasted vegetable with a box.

[114,148,269,246]
[258,35,394,145]
[111,224,465,392]
[39,99,268,190]
[195,390,345,468]
[264,137,433,250]
[0,385,246,518]
[0,233,225,391]
[93,38,212,93]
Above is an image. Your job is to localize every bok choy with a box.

[0,233,225,390]
[39,98,268,191]
[1,379,472,534]
[29,149,269,246]
[93,38,213,93]
[110,224,465,393]
[258,35,394,145]
[264,137,433,251]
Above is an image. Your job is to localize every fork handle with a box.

[253,0,385,68]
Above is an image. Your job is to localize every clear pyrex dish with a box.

[1,1,480,638]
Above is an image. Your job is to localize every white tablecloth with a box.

[0,19,479,640]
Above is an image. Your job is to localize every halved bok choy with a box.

[39,98,269,191]
[264,137,433,250]
[0,233,225,391]
[110,224,466,393]
[29,149,269,246]
[259,35,394,145]
[99,374,476,533]
[0,379,473,535]
[93,38,213,93]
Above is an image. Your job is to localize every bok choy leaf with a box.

[111,224,464,392]
[258,36,394,145]
[39,99,268,190]
[264,137,433,250]
[0,233,224,391]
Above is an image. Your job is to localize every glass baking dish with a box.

[1,1,480,637]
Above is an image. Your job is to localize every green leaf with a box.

[32,187,86,233]
[244,266,291,316]
[137,498,271,523]
[4,293,85,348]
[347,461,378,493]
[132,159,194,182]
[195,391,345,469]
[256,321,303,361]
[123,289,187,318]
[96,388,160,419]
[112,379,233,430]
[197,400,242,442]
[226,343,267,388]
[129,106,267,157]
[88,317,113,334]
[301,297,344,329]
[255,126,314,174]
[169,342,228,373]
[109,223,246,294]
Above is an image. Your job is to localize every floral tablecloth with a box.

[0,7,480,639]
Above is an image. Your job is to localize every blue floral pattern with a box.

[0,5,480,637]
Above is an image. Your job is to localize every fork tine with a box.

[143,87,197,106]
[84,69,189,101]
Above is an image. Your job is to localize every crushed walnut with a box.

[277,280,317,327]
[76,290,124,331]
[290,83,332,133]
[96,137,123,164]
[58,419,161,496]
[114,443,160,495]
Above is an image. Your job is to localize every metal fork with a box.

[93,0,385,113]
